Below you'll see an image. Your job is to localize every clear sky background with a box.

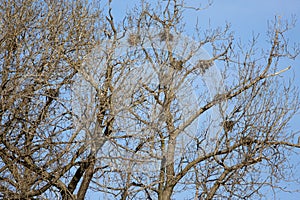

[99,0,300,199]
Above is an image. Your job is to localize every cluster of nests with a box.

[127,31,214,74]
[128,32,235,133]
[170,58,214,73]
[127,31,174,46]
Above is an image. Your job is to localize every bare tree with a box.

[1,0,300,200]
[0,0,103,199]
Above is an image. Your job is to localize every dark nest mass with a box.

[159,31,174,42]
[223,120,235,132]
[196,60,214,74]
[127,33,141,46]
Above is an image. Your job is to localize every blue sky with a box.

[102,0,300,199]
[186,0,300,44]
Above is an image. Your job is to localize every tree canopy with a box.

[0,0,299,199]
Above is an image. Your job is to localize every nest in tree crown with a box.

[223,120,235,132]
[196,60,214,74]
[159,31,174,42]
[127,33,141,46]
[170,59,184,70]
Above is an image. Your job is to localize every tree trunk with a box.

[159,187,174,200]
